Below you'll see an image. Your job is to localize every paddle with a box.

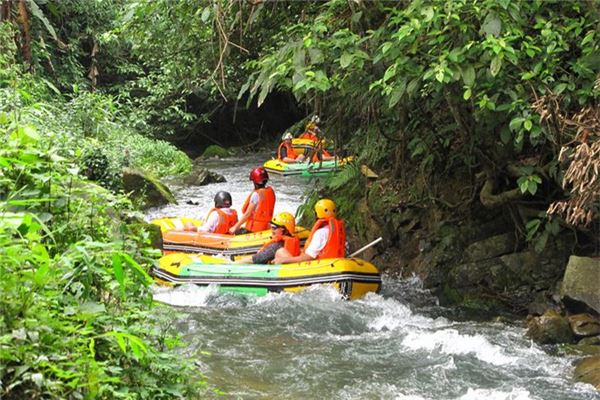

[349,237,383,258]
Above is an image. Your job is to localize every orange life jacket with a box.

[304,217,346,259]
[241,186,276,232]
[277,141,298,160]
[208,207,238,234]
[299,131,318,141]
[259,233,300,257]
[310,148,333,162]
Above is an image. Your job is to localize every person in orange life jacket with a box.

[229,166,276,234]
[278,132,305,163]
[236,212,300,264]
[273,198,346,264]
[299,115,321,141]
[195,191,238,234]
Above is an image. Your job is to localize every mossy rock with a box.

[201,144,231,159]
[574,355,600,389]
[123,167,177,209]
[527,309,574,344]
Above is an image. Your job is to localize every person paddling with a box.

[273,198,345,264]
[196,191,238,234]
[229,166,276,234]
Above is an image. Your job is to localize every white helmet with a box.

[310,115,320,124]
[282,132,293,140]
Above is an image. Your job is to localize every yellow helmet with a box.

[271,212,296,234]
[314,199,336,218]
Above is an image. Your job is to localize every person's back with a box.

[198,191,238,234]
[273,199,345,264]
[229,167,276,234]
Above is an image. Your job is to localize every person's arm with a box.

[273,251,314,265]
[229,202,256,234]
[198,211,217,232]
[251,242,283,264]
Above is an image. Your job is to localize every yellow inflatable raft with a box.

[153,253,382,300]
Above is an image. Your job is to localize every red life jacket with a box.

[208,208,238,234]
[304,217,346,259]
[241,186,276,232]
[259,233,300,257]
[277,141,298,160]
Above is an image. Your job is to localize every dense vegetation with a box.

[1,0,599,397]
[0,15,204,400]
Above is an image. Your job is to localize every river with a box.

[146,153,599,400]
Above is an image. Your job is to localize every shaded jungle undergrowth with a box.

[0,24,213,399]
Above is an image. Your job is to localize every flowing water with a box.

[146,153,599,400]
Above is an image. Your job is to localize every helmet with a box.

[214,191,232,208]
[271,212,296,234]
[249,166,269,185]
[282,132,293,141]
[310,115,320,124]
[314,198,336,218]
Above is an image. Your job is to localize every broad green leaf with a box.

[463,88,472,100]
[490,56,502,77]
[523,119,533,131]
[201,7,211,23]
[461,65,476,87]
[340,52,353,68]
[112,253,125,298]
[79,302,106,315]
[509,117,525,132]
[27,0,59,41]
[481,13,501,37]
[120,253,153,284]
[383,64,397,82]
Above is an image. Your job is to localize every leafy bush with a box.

[0,33,206,398]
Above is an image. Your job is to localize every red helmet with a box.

[249,166,269,185]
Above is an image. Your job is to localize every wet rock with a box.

[569,314,600,337]
[579,336,600,346]
[561,256,600,314]
[122,167,176,209]
[574,356,600,390]
[527,309,574,344]
[464,232,516,262]
[183,166,226,186]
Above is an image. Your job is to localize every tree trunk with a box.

[16,0,31,70]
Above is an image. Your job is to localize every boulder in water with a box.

[574,355,600,390]
[561,256,600,314]
[183,166,226,186]
[569,314,600,337]
[526,309,574,344]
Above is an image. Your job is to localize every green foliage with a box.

[297,163,367,233]
[201,144,231,158]
[240,0,600,241]
[0,39,205,398]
